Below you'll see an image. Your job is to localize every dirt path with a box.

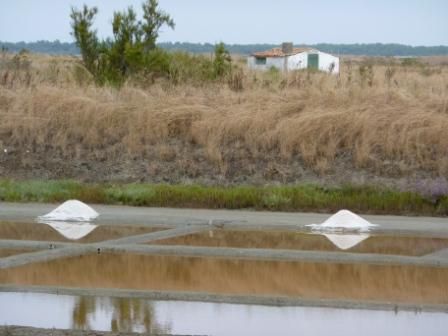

[1,202,447,236]
[0,325,196,336]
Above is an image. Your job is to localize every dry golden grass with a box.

[1,52,448,179]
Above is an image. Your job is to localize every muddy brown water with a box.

[1,292,447,336]
[1,253,448,305]
[0,249,35,258]
[150,229,448,256]
[0,221,166,243]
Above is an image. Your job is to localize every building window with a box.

[255,57,266,65]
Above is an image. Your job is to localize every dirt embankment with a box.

[0,139,423,187]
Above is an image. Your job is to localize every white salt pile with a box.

[38,200,99,222]
[307,209,377,232]
[39,220,98,240]
[323,233,370,250]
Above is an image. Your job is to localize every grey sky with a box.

[0,0,447,46]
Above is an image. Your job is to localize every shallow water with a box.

[1,253,448,304]
[151,229,448,256]
[0,292,447,336]
[0,249,35,258]
[0,221,165,243]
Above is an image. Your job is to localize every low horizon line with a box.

[1,40,448,48]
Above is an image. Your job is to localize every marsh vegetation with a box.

[1,52,447,182]
[0,0,447,212]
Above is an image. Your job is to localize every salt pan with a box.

[307,209,377,232]
[38,200,99,222]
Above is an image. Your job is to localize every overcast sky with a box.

[1,0,447,46]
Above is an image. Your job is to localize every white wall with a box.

[317,51,339,74]
[247,50,339,74]
[247,56,286,71]
[287,53,308,71]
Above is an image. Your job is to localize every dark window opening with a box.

[255,57,267,65]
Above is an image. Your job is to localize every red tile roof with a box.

[252,47,313,58]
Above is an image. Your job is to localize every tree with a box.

[70,0,174,84]
[213,42,232,79]
[108,7,142,78]
[70,5,99,76]
[141,0,175,51]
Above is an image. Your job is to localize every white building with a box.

[247,43,339,74]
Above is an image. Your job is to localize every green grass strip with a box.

[0,179,446,216]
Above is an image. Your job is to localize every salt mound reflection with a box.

[323,233,370,250]
[38,220,98,240]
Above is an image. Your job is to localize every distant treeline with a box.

[1,40,448,56]
[160,42,448,56]
[0,40,79,55]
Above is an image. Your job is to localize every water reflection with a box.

[0,221,162,243]
[152,229,448,256]
[38,220,98,240]
[72,296,95,330]
[72,296,169,333]
[323,233,370,250]
[0,292,447,336]
[0,249,35,258]
[1,254,448,304]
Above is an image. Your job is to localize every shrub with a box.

[228,67,244,91]
[358,63,374,87]
[213,42,232,79]
[400,57,422,67]
[70,0,174,85]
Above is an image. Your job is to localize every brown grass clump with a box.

[1,52,448,183]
